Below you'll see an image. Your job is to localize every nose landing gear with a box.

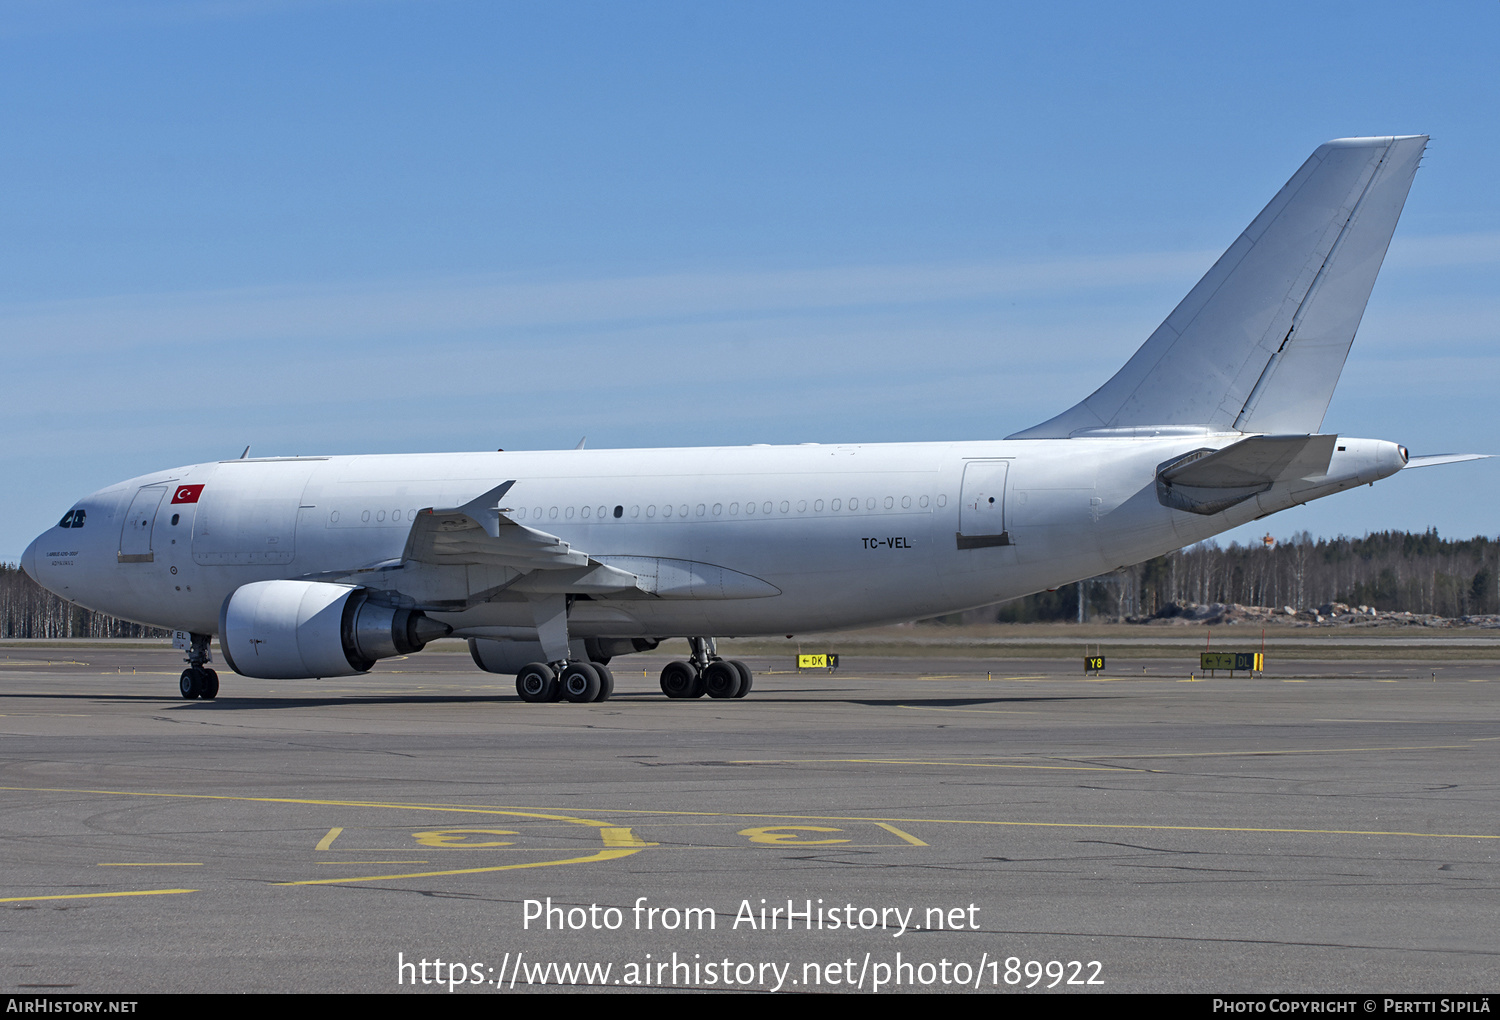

[179,633,219,700]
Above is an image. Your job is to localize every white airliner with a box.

[22,135,1481,702]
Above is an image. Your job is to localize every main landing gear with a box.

[179,632,219,700]
[514,660,616,704]
[512,593,616,704]
[660,637,753,700]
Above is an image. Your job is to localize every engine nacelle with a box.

[219,580,450,679]
[467,636,660,674]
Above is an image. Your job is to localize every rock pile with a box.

[1129,601,1500,628]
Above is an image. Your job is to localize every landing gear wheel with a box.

[729,659,753,698]
[591,662,615,702]
[516,662,558,703]
[660,660,698,699]
[561,662,602,703]
[703,660,743,699]
[180,633,215,701]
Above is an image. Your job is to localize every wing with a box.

[399,481,641,594]
[302,481,778,608]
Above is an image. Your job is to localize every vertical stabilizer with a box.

[1009,136,1427,439]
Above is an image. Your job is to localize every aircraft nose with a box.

[22,536,39,582]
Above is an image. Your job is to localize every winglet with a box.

[452,480,516,538]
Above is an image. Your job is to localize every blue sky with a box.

[3,1,1497,562]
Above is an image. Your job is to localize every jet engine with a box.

[219,580,451,679]
[467,636,659,674]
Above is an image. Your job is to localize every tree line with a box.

[989,529,1498,623]
[0,564,167,638]
[4,528,1497,634]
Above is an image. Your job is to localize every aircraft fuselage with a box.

[27,435,1405,641]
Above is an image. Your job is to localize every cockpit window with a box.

[58,510,75,528]
[72,508,85,527]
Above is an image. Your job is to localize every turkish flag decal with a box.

[171,484,205,504]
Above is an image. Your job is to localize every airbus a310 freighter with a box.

[22,135,1482,702]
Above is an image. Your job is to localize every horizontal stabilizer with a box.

[1012,136,1427,439]
[1403,453,1491,469]
[1156,434,1336,515]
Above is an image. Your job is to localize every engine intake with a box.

[219,580,451,679]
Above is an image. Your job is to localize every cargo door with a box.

[192,460,319,566]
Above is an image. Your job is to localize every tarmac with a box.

[1,641,1495,993]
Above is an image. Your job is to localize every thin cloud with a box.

[8,233,1488,353]
[1385,231,1500,269]
[0,251,1216,351]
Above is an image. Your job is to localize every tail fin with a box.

[1009,135,1427,439]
